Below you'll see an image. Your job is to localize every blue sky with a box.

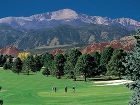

[0,0,140,21]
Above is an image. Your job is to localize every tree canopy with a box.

[124,30,140,105]
[75,54,95,81]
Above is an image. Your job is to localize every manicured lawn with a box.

[0,69,131,105]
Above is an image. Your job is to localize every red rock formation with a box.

[50,49,64,56]
[0,46,19,56]
[82,39,134,54]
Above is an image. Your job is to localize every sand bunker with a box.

[0,90,7,92]
[94,80,133,86]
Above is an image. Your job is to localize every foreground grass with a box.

[0,69,131,105]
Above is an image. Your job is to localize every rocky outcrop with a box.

[0,46,19,56]
[50,49,64,56]
[82,39,134,54]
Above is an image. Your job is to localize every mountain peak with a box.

[0,9,140,30]
[51,9,78,20]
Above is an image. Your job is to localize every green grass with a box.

[0,69,131,105]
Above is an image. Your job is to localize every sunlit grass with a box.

[0,69,131,105]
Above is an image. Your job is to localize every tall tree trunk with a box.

[74,76,76,81]
[18,71,19,75]
[84,73,87,82]
[27,70,29,75]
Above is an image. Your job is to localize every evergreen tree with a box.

[91,52,100,67]
[42,68,50,76]
[107,49,126,78]
[0,55,7,67]
[64,49,82,80]
[34,55,43,72]
[91,52,101,76]
[100,46,114,75]
[0,99,3,105]
[43,53,56,75]
[22,59,30,75]
[3,55,13,70]
[12,57,23,74]
[75,54,95,82]
[54,54,66,79]
[124,31,140,105]
[3,63,8,70]
[22,55,36,75]
[0,55,3,67]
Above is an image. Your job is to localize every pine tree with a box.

[12,57,23,74]
[54,54,66,79]
[0,55,7,67]
[75,54,95,82]
[42,68,50,76]
[3,55,13,70]
[0,99,3,105]
[34,55,43,72]
[22,55,36,75]
[43,53,56,75]
[100,46,114,75]
[91,52,101,76]
[0,55,3,67]
[107,49,126,78]
[64,49,82,80]
[91,52,100,67]
[124,30,140,105]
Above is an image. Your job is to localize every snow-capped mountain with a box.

[0,9,140,30]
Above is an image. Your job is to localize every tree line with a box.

[0,46,126,81]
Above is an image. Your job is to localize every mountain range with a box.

[0,9,139,50]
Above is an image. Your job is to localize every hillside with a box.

[0,24,134,50]
[0,9,139,50]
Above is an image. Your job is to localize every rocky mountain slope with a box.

[0,24,134,49]
[0,9,139,49]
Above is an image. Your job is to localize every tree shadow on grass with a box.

[22,73,36,75]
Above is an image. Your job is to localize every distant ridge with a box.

[0,9,140,30]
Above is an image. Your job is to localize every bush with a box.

[0,99,3,105]
[42,68,50,76]
[0,86,2,91]
[3,63,8,70]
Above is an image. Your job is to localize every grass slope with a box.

[0,69,131,105]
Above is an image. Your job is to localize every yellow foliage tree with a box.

[18,52,30,60]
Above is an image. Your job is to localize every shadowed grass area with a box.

[0,69,131,105]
